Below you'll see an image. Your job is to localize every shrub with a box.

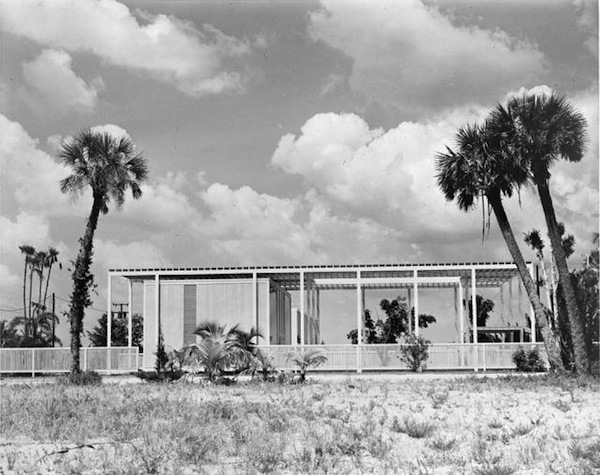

[67,370,102,386]
[512,347,546,372]
[285,349,327,383]
[398,334,431,372]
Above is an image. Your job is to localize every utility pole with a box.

[52,293,56,348]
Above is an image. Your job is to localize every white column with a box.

[458,280,465,344]
[413,269,419,336]
[252,272,259,344]
[316,288,321,343]
[127,279,133,347]
[155,273,160,353]
[471,268,477,344]
[356,270,362,373]
[528,263,536,343]
[300,271,305,345]
[107,272,112,348]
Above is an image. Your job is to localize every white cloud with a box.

[0,113,83,217]
[199,183,318,264]
[90,124,130,139]
[271,110,487,232]
[21,49,101,114]
[0,213,52,253]
[271,108,598,262]
[0,0,251,97]
[93,239,171,270]
[310,0,546,116]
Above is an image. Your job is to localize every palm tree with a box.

[436,122,564,370]
[285,349,328,382]
[41,248,60,313]
[59,130,148,376]
[491,92,590,372]
[18,245,35,326]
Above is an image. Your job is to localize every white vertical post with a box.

[471,267,478,371]
[127,278,133,348]
[413,269,419,336]
[316,288,321,343]
[300,271,305,345]
[31,348,35,377]
[356,270,362,374]
[155,273,160,358]
[528,263,536,343]
[107,272,112,348]
[471,268,478,344]
[252,272,259,344]
[458,280,464,344]
[83,347,87,371]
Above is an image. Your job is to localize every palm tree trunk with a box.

[28,268,34,335]
[487,192,564,370]
[42,263,54,317]
[536,182,590,373]
[69,196,102,376]
[22,260,27,323]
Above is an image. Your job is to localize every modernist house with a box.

[107,262,539,371]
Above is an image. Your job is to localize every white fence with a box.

[260,343,546,372]
[0,347,139,376]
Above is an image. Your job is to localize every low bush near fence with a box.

[512,347,546,372]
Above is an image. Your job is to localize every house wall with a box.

[142,278,275,369]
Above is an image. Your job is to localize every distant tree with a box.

[0,320,20,348]
[59,129,148,377]
[347,296,436,344]
[87,312,143,350]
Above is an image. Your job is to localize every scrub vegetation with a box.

[1,374,599,474]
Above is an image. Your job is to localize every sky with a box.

[0,0,598,345]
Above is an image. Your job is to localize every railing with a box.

[259,343,546,372]
[0,347,139,376]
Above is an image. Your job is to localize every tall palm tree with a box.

[436,122,564,370]
[59,130,148,376]
[491,92,590,372]
[18,245,35,323]
[41,247,60,313]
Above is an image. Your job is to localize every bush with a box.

[512,347,546,372]
[399,334,431,372]
[66,370,103,386]
[137,369,183,383]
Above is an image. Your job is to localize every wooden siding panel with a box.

[183,285,197,345]
[161,284,184,351]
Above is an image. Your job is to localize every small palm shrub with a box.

[285,349,327,383]
[66,370,102,386]
[179,321,262,382]
[512,347,546,372]
[399,334,431,372]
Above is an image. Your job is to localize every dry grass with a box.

[1,373,599,474]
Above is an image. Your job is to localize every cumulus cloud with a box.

[21,49,102,114]
[199,183,317,264]
[0,0,251,97]
[93,239,172,270]
[0,113,82,217]
[309,0,546,116]
[272,110,487,231]
[271,108,598,261]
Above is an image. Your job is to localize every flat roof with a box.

[109,262,531,290]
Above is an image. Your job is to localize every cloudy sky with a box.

[0,0,598,342]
